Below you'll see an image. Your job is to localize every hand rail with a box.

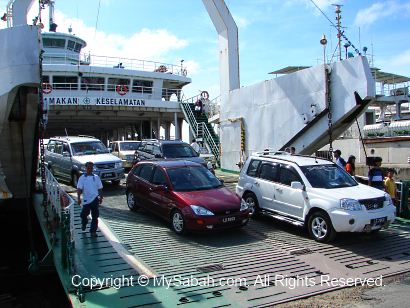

[44,167,75,275]
[199,122,220,160]
[180,101,220,160]
[43,52,188,76]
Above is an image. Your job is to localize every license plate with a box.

[371,217,387,226]
[102,172,115,178]
[222,216,236,223]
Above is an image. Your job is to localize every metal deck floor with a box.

[93,205,410,307]
[52,173,410,307]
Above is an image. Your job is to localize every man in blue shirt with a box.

[77,161,103,237]
[333,149,346,168]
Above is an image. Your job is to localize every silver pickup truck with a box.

[45,136,124,186]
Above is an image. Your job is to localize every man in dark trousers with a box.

[77,161,103,237]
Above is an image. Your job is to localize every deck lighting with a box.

[320,34,327,64]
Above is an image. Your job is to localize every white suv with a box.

[236,151,396,242]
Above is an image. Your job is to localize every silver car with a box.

[45,136,124,186]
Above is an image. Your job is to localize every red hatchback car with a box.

[126,160,250,234]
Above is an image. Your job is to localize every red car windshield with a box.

[167,166,221,191]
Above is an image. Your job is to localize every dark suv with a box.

[133,140,214,173]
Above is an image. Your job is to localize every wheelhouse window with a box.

[42,75,50,83]
[53,76,78,90]
[74,43,82,52]
[132,79,153,93]
[67,40,75,50]
[81,76,105,91]
[43,38,66,48]
[107,78,130,91]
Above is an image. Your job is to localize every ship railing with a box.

[364,124,410,138]
[375,83,409,97]
[42,82,184,101]
[43,52,188,76]
[208,96,221,119]
[44,167,75,274]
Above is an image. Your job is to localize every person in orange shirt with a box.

[345,155,356,175]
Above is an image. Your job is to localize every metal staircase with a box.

[180,96,220,163]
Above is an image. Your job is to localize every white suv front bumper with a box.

[329,206,396,232]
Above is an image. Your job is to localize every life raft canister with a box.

[42,83,52,94]
[201,91,209,100]
[116,84,129,96]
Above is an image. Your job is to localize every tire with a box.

[112,179,121,186]
[243,192,260,217]
[126,191,139,211]
[308,211,336,243]
[171,210,186,235]
[72,172,79,187]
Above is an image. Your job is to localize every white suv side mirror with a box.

[291,181,304,190]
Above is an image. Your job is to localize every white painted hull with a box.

[0,25,40,198]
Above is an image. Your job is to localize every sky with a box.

[1,0,409,100]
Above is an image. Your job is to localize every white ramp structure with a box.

[220,57,375,171]
[204,1,375,172]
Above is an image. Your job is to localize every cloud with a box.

[232,14,250,29]
[52,10,187,62]
[284,0,335,14]
[374,49,410,76]
[389,49,410,69]
[184,60,200,76]
[354,1,410,27]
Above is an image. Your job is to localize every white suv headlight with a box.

[340,198,363,211]
[240,199,249,211]
[384,193,394,206]
[115,162,123,168]
[190,205,214,216]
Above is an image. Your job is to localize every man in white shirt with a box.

[190,138,200,153]
[77,161,103,237]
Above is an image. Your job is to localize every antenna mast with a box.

[333,4,342,61]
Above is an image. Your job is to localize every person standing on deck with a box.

[191,138,200,153]
[333,149,346,168]
[368,157,384,190]
[77,161,103,237]
[345,155,356,176]
[384,169,397,204]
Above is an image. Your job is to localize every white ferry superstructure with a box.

[41,27,191,141]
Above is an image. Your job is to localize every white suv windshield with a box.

[71,141,109,155]
[300,164,358,189]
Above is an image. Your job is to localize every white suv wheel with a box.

[243,193,259,217]
[308,211,336,243]
[312,217,328,239]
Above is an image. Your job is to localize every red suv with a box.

[126,160,250,234]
